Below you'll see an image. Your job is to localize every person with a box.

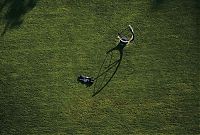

[117,25,135,48]
[77,75,94,87]
[106,25,135,60]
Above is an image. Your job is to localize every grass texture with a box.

[0,0,199,134]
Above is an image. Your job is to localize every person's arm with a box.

[117,33,122,39]
[128,25,135,43]
[129,25,134,34]
[128,34,135,43]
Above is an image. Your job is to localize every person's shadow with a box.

[0,0,37,36]
[92,42,125,97]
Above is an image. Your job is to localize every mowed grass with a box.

[0,0,199,134]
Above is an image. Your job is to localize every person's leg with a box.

[106,43,122,54]
[106,47,116,54]
[119,49,123,61]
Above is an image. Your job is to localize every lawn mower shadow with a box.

[0,0,37,36]
[92,43,124,97]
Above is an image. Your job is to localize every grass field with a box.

[0,0,199,134]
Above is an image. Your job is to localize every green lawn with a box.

[0,0,199,134]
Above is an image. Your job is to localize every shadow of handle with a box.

[92,59,122,97]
